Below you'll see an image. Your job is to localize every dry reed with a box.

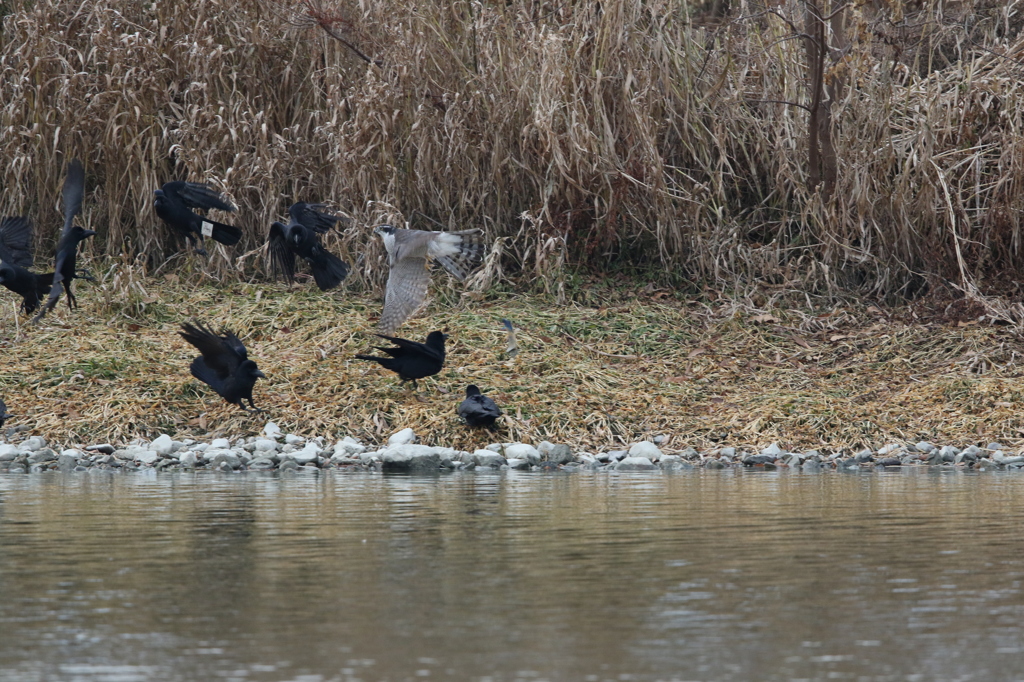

[0,0,1022,300]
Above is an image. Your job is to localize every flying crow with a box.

[372,224,484,334]
[355,330,447,391]
[178,320,266,412]
[457,385,502,428]
[0,216,54,314]
[268,202,350,291]
[32,159,96,323]
[154,181,240,255]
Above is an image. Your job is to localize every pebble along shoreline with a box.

[1,422,1022,474]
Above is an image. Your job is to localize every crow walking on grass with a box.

[457,385,502,428]
[178,320,266,412]
[32,159,96,323]
[268,202,350,291]
[154,181,240,255]
[355,330,447,392]
[0,216,53,314]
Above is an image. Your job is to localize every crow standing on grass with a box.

[0,216,54,314]
[154,181,240,255]
[268,202,350,291]
[178,321,266,412]
[0,398,10,428]
[457,385,502,428]
[32,159,96,323]
[355,331,447,392]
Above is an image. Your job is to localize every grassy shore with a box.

[2,265,1022,453]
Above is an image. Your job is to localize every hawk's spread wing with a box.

[380,256,431,335]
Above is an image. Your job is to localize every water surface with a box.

[1,469,1023,682]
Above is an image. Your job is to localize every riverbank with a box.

[2,276,1023,454]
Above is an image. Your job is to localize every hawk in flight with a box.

[373,224,484,334]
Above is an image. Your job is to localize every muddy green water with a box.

[1,469,1022,682]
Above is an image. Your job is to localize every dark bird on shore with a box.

[0,216,54,314]
[268,202,350,291]
[355,330,447,391]
[154,181,240,255]
[372,224,485,334]
[178,320,266,412]
[457,385,502,428]
[0,398,10,428]
[32,159,97,323]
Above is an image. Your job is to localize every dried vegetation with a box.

[3,277,1024,452]
[3,1,1024,449]
[1,0,1023,298]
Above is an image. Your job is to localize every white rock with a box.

[506,458,531,470]
[381,444,441,471]
[628,441,663,460]
[615,456,657,471]
[202,448,236,462]
[760,442,784,457]
[150,434,174,455]
[136,451,160,466]
[263,422,282,438]
[333,437,366,456]
[0,444,20,460]
[60,449,82,458]
[285,434,304,445]
[178,451,197,467]
[472,450,507,467]
[537,441,556,456]
[20,436,46,452]
[359,450,383,463]
[485,443,504,453]
[388,428,417,446]
[189,443,210,453]
[578,453,597,464]
[254,438,279,453]
[210,438,231,449]
[292,443,320,464]
[503,443,540,463]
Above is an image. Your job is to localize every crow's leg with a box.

[64,283,76,310]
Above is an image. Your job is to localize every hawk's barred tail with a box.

[433,229,485,281]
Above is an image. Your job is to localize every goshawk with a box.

[373,224,484,334]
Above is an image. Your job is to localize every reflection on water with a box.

[1,469,1023,681]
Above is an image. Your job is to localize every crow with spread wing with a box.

[355,330,447,392]
[178,321,266,412]
[0,216,54,314]
[32,159,96,323]
[268,202,350,291]
[154,181,240,255]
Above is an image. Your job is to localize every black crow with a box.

[0,216,54,314]
[268,202,350,291]
[457,385,502,428]
[178,320,266,412]
[154,181,240,255]
[355,331,447,391]
[32,159,96,323]
[0,398,10,428]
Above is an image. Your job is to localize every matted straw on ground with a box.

[2,271,1024,453]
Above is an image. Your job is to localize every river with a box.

[1,468,1021,681]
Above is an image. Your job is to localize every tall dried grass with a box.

[1,0,1022,299]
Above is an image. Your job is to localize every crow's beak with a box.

[83,229,97,237]
[255,370,267,379]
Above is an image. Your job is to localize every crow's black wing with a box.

[167,181,236,213]
[220,330,249,361]
[373,334,443,361]
[178,321,243,379]
[62,159,85,237]
[0,216,34,267]
[289,202,340,234]
[267,222,296,282]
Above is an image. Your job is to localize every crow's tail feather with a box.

[309,251,350,291]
